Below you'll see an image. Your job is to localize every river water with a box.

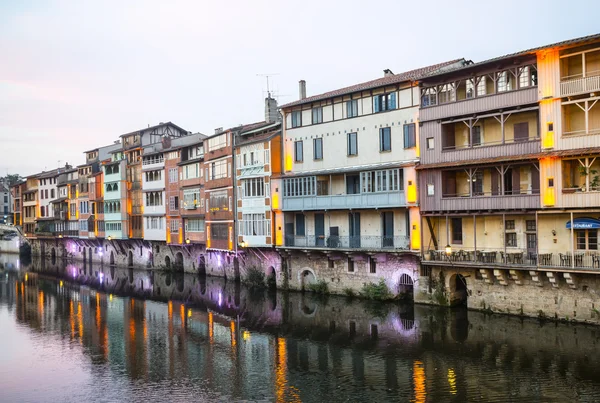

[1,254,600,402]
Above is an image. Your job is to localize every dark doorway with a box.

[285,222,294,246]
[382,212,394,247]
[349,212,361,248]
[315,214,325,247]
[128,250,133,267]
[175,252,184,271]
[398,273,414,300]
[110,251,115,265]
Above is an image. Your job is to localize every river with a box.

[1,253,600,402]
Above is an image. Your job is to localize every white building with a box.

[277,61,463,294]
[0,179,11,223]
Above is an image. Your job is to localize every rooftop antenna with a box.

[257,73,279,97]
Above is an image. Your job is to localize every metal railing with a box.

[284,235,410,250]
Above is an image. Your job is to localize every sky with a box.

[1,0,599,177]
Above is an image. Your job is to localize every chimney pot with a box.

[383,69,394,77]
[214,127,223,135]
[299,80,307,100]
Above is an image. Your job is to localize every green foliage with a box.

[244,267,266,289]
[267,273,277,289]
[360,279,393,301]
[363,300,393,319]
[343,287,356,298]
[5,174,23,186]
[307,280,329,294]
[432,271,447,306]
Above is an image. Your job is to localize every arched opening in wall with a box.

[398,274,414,301]
[165,272,172,287]
[199,275,207,295]
[267,266,276,290]
[110,266,115,280]
[88,247,92,266]
[128,250,133,267]
[147,251,153,268]
[449,274,468,306]
[51,248,56,265]
[165,255,171,269]
[300,270,316,292]
[198,255,206,276]
[176,273,184,293]
[128,267,134,284]
[82,247,86,262]
[450,307,469,342]
[110,251,115,266]
[398,303,415,330]
[233,256,241,282]
[174,252,184,272]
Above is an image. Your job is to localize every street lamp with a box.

[58,234,63,239]
[185,238,191,244]
[239,241,247,248]
[445,244,452,256]
[107,235,112,241]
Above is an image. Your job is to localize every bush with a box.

[360,279,393,301]
[244,267,266,289]
[343,287,356,298]
[307,280,329,294]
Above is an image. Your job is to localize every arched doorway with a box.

[267,266,276,290]
[165,255,171,269]
[300,269,316,291]
[51,248,56,265]
[174,252,184,271]
[147,251,153,268]
[128,250,133,267]
[449,274,468,306]
[110,251,115,266]
[198,255,206,276]
[398,273,414,301]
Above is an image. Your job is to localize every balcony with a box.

[561,75,600,97]
[142,156,164,171]
[283,235,409,251]
[282,192,406,211]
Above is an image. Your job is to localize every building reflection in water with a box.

[2,254,600,402]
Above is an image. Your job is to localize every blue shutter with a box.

[403,125,409,148]
[389,92,397,109]
[373,96,380,113]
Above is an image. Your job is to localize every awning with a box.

[566,217,600,229]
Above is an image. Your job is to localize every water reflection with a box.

[1,254,600,402]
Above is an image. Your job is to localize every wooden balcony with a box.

[437,193,539,211]
[560,75,600,97]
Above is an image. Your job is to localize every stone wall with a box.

[415,265,600,325]
[284,251,420,296]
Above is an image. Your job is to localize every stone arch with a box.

[298,268,317,291]
[397,273,414,301]
[298,296,318,317]
[165,255,171,269]
[128,250,133,267]
[174,252,184,271]
[448,273,468,306]
[110,251,115,265]
[267,266,276,290]
[110,265,115,280]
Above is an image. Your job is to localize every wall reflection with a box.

[1,254,600,402]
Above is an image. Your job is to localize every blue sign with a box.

[566,217,600,229]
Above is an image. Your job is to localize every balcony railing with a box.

[560,74,600,97]
[425,248,600,270]
[282,192,406,211]
[284,235,410,251]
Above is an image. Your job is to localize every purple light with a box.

[99,272,104,284]
[71,244,76,253]
[218,292,222,307]
[217,255,221,267]
[73,268,77,278]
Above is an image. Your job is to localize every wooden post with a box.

[571,211,575,269]
[473,214,477,260]
[503,213,507,263]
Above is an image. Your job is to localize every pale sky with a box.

[1,0,598,176]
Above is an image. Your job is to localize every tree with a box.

[5,174,23,186]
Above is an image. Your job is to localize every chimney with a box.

[299,80,306,100]
[265,94,279,124]
[383,69,394,77]
[214,127,223,135]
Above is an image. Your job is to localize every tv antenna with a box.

[256,73,279,96]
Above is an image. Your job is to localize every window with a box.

[146,217,163,230]
[360,169,401,193]
[210,224,228,240]
[295,214,305,236]
[185,218,205,232]
[427,184,435,196]
[427,137,434,149]
[170,219,180,233]
[403,124,416,148]
[577,230,598,250]
[106,222,122,232]
[209,159,228,180]
[328,258,334,268]
[312,107,323,124]
[526,220,536,231]
[79,220,88,231]
[291,111,302,128]
[347,258,354,273]
[145,191,163,206]
[346,100,358,118]
[183,163,201,180]
[505,220,515,230]
[347,132,357,156]
[169,168,178,183]
[313,138,323,160]
[51,189,55,199]
[373,92,396,112]
[207,133,228,151]
[369,257,377,273]
[472,125,482,146]
[379,128,391,152]
[241,213,270,236]
[283,177,316,197]
[209,190,228,212]
[451,218,462,244]
[145,170,162,182]
[294,141,303,162]
[242,178,265,198]
[505,232,517,247]
[421,87,437,107]
[169,196,179,211]
[183,188,201,209]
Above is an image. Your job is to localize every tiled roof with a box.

[281,59,465,109]
[422,32,600,81]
